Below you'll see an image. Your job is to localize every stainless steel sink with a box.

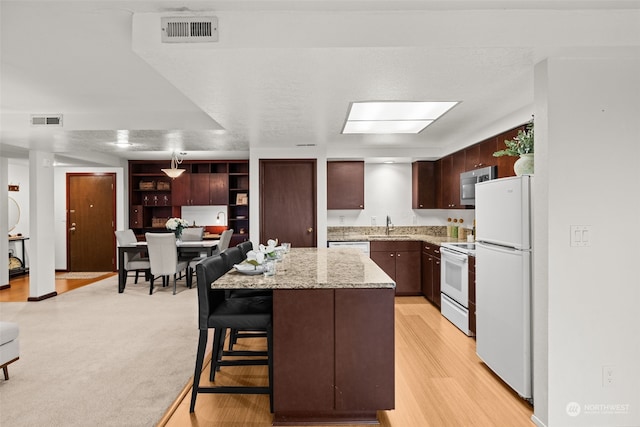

[369,235,412,239]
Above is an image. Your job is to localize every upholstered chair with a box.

[145,233,189,295]
[114,229,150,284]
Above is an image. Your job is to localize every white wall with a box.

[326,162,476,228]
[53,167,125,270]
[533,56,640,427]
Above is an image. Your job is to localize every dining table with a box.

[213,247,396,425]
[117,239,219,293]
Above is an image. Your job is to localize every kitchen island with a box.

[214,247,396,425]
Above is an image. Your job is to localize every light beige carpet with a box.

[0,275,198,426]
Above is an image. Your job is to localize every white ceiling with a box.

[1,1,639,165]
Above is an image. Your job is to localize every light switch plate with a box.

[570,225,591,247]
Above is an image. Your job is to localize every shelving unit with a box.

[128,160,249,243]
[8,237,29,278]
[227,162,249,246]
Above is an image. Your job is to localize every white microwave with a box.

[460,166,497,206]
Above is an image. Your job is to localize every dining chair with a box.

[187,228,234,287]
[180,227,204,241]
[114,229,150,284]
[190,254,273,413]
[179,227,205,287]
[215,228,234,254]
[145,232,189,295]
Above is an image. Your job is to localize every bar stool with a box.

[221,246,272,350]
[190,255,273,413]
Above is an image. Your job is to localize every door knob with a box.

[69,227,76,232]
[307,227,313,233]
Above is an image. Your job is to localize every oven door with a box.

[440,247,469,307]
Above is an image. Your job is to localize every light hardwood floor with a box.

[1,273,116,302]
[161,296,534,427]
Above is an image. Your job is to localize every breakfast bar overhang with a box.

[214,248,396,425]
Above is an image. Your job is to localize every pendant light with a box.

[162,151,186,178]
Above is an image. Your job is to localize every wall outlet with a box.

[602,365,615,387]
[339,215,345,224]
[371,216,376,226]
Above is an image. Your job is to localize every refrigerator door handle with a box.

[476,241,526,255]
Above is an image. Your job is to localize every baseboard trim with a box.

[531,414,547,427]
[27,291,58,302]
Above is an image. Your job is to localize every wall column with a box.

[28,151,56,300]
[0,157,8,287]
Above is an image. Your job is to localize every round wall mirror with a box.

[8,196,20,233]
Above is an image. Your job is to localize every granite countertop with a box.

[327,226,471,246]
[213,247,396,290]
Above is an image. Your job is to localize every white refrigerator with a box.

[475,175,532,400]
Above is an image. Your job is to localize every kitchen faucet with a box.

[386,215,394,236]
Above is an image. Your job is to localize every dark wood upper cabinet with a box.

[465,137,497,170]
[440,125,526,202]
[170,173,191,206]
[479,137,498,168]
[190,173,211,205]
[327,161,364,210]
[439,151,465,209]
[496,127,524,178]
[412,161,437,209]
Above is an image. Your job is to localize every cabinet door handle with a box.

[390,253,394,257]
[396,253,401,257]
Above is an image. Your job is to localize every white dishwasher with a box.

[327,241,370,256]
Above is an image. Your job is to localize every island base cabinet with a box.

[334,289,395,411]
[273,290,335,413]
[273,288,395,425]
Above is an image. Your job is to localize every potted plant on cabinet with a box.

[493,119,534,175]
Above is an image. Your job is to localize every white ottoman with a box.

[0,321,20,380]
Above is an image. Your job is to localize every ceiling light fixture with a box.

[161,151,186,178]
[342,101,459,134]
[115,130,131,146]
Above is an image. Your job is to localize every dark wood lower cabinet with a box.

[273,288,395,424]
[421,242,441,308]
[370,240,421,295]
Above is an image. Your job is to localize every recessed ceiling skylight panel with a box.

[342,101,458,134]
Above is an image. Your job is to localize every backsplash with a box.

[327,225,447,240]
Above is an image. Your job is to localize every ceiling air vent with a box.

[31,114,63,126]
[161,16,218,43]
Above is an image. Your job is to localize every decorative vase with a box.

[513,153,534,176]
[174,228,183,241]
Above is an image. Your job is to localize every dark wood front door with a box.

[260,159,316,247]
[67,173,116,271]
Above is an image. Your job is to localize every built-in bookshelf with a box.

[128,160,249,243]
